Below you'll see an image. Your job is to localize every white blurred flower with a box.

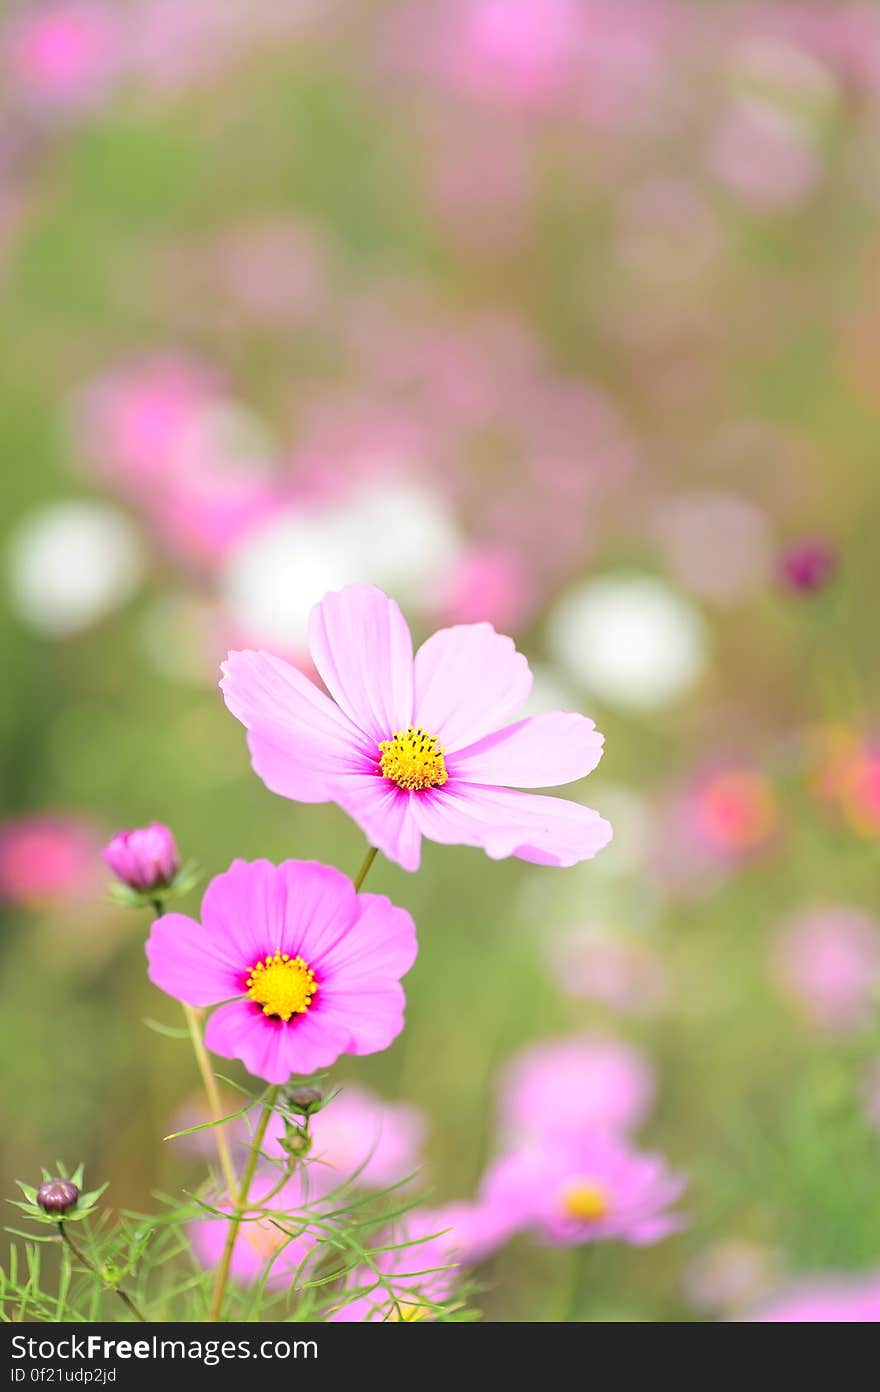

[8,501,144,637]
[547,573,708,709]
[221,480,462,650]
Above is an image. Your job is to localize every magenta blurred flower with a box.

[264,1084,427,1191]
[4,2,121,109]
[434,544,536,632]
[331,1208,464,1321]
[747,1272,880,1322]
[497,1036,655,1143]
[0,814,101,908]
[102,823,180,895]
[146,859,417,1083]
[772,905,880,1033]
[549,931,669,1015]
[190,1171,317,1288]
[482,1133,686,1248]
[779,538,837,593]
[222,583,611,872]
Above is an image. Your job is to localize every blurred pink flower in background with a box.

[653,491,772,605]
[772,905,880,1033]
[190,1171,318,1288]
[708,99,822,212]
[264,1084,427,1192]
[812,726,880,839]
[434,544,536,632]
[0,814,102,908]
[482,1133,686,1248]
[747,1271,880,1322]
[683,1238,780,1316]
[680,763,780,863]
[778,537,837,594]
[4,2,122,110]
[331,1207,465,1321]
[497,1035,655,1143]
[549,930,669,1015]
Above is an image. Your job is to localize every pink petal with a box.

[271,859,359,964]
[308,585,414,743]
[316,892,418,982]
[221,649,373,802]
[450,712,604,788]
[199,858,289,966]
[413,623,532,752]
[205,1000,354,1082]
[335,775,424,871]
[411,784,613,867]
[146,912,242,1007]
[313,982,408,1056]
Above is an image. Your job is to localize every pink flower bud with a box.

[102,823,179,894]
[779,539,837,594]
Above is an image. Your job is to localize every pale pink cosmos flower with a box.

[145,859,417,1084]
[190,1171,318,1288]
[746,1272,880,1322]
[772,906,880,1034]
[263,1084,427,1191]
[549,931,669,1015]
[482,1133,686,1248]
[497,1036,655,1144]
[102,823,179,894]
[331,1208,465,1322]
[0,814,101,908]
[221,584,611,872]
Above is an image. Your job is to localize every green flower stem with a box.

[150,897,238,1199]
[353,844,378,892]
[58,1223,148,1324]
[208,1087,279,1323]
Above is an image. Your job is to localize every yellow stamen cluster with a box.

[246,951,317,1022]
[560,1181,610,1223]
[378,727,448,792]
[388,1300,428,1322]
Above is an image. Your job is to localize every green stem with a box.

[208,1088,278,1323]
[58,1224,149,1324]
[562,1244,593,1323]
[353,844,378,893]
[150,898,238,1199]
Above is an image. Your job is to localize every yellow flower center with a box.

[246,952,317,1022]
[560,1180,610,1223]
[378,727,448,792]
[388,1300,428,1322]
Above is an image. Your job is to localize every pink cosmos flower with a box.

[102,822,179,894]
[0,814,101,908]
[549,931,669,1015]
[145,859,417,1084]
[264,1084,426,1191]
[497,1036,655,1144]
[190,1171,317,1288]
[221,584,611,872]
[683,764,779,861]
[331,1208,465,1322]
[747,1272,880,1322]
[5,3,121,109]
[772,905,880,1033]
[482,1133,686,1248]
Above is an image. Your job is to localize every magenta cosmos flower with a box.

[103,822,179,893]
[482,1134,686,1248]
[145,859,417,1084]
[221,584,611,872]
[497,1035,656,1144]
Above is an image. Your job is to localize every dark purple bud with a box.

[285,1086,322,1117]
[102,823,180,893]
[37,1178,79,1215]
[779,539,837,594]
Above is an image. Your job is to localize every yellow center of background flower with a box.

[388,1300,428,1321]
[378,727,448,791]
[246,952,317,1021]
[561,1180,610,1223]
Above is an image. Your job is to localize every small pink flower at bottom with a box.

[771,905,880,1034]
[264,1084,426,1191]
[331,1209,466,1322]
[481,1134,686,1248]
[497,1035,655,1144]
[747,1273,880,1322]
[221,583,611,872]
[145,859,417,1084]
[190,1173,316,1288]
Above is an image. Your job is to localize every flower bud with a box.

[285,1086,322,1117]
[779,539,837,594]
[103,823,180,894]
[279,1125,312,1159]
[36,1178,79,1215]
